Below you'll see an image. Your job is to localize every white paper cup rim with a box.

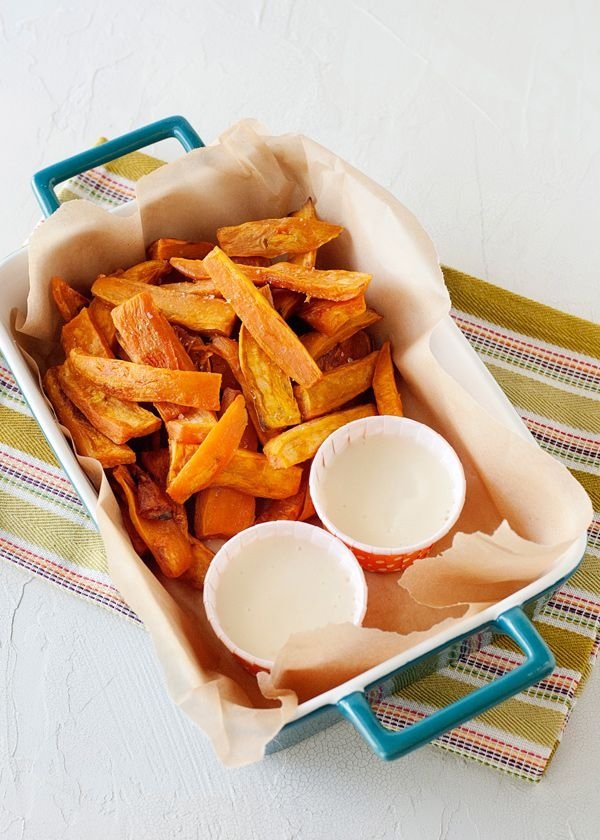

[203,520,368,672]
[309,416,467,557]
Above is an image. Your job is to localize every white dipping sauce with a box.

[321,434,455,548]
[215,533,358,662]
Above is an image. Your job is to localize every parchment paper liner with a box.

[18,120,592,766]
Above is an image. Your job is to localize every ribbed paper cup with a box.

[203,520,368,674]
[309,416,466,574]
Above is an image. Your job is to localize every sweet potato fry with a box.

[263,404,377,469]
[170,326,210,370]
[43,368,135,467]
[251,264,370,301]
[272,289,302,320]
[61,308,114,358]
[217,217,343,258]
[194,388,258,538]
[298,294,367,336]
[167,395,248,504]
[112,292,195,370]
[118,260,171,285]
[239,323,301,430]
[68,351,221,411]
[140,449,170,486]
[148,239,214,261]
[51,276,89,322]
[317,330,373,372]
[220,387,258,450]
[159,279,223,297]
[301,308,383,359]
[373,340,404,417]
[167,440,199,485]
[92,275,236,335]
[88,298,118,353]
[232,256,271,267]
[290,198,318,269]
[57,359,161,444]
[166,409,216,443]
[210,336,269,444]
[130,464,175,521]
[203,247,321,387]
[211,450,302,499]
[256,469,309,523]
[294,350,378,420]
[181,537,215,589]
[111,292,199,421]
[171,258,370,302]
[194,486,256,539]
[112,466,192,577]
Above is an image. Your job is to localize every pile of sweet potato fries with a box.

[43,200,404,588]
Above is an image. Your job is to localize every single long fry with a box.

[92,275,236,335]
[171,259,370,302]
[220,387,258,450]
[43,368,135,467]
[57,359,161,444]
[68,351,221,410]
[239,324,301,430]
[301,308,383,359]
[194,388,258,538]
[211,450,302,499]
[264,404,377,469]
[113,466,192,577]
[167,395,248,503]
[298,295,367,336]
[88,298,118,352]
[210,336,272,445]
[61,307,114,358]
[110,260,170,285]
[317,330,373,371]
[148,239,214,261]
[203,247,321,387]
[217,216,343,258]
[181,537,215,589]
[373,340,404,416]
[290,198,318,269]
[294,351,378,420]
[51,277,89,322]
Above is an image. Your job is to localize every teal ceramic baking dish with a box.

[0,116,587,762]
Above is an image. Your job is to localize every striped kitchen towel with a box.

[1,145,598,780]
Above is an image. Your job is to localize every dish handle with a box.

[31,115,204,217]
[336,606,554,761]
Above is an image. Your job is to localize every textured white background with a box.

[1,1,599,838]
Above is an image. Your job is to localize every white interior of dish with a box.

[0,203,587,724]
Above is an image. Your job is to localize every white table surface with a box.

[2,1,599,838]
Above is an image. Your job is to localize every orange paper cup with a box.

[203,520,368,674]
[309,416,466,574]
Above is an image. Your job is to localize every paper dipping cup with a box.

[309,416,466,574]
[203,520,368,674]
